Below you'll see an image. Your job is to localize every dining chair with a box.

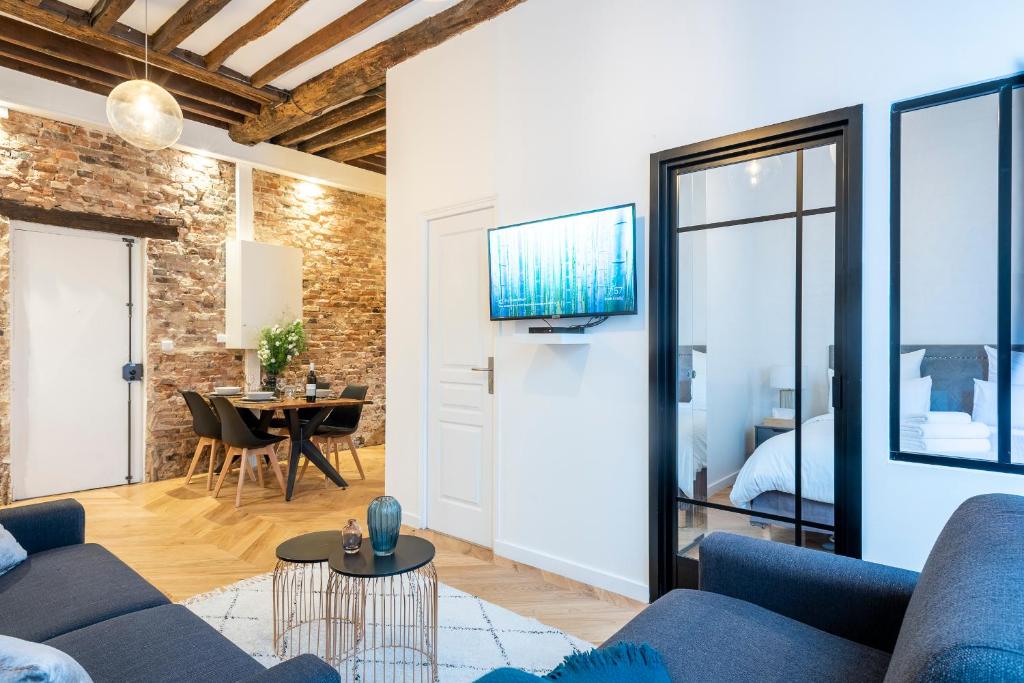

[210,397,289,507]
[301,384,369,485]
[181,390,223,491]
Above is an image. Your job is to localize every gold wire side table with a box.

[273,530,346,660]
[325,535,438,682]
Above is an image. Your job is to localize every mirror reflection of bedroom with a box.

[676,143,840,559]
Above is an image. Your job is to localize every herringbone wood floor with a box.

[15,445,643,644]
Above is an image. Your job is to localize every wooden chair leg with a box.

[206,440,220,491]
[265,447,287,497]
[346,436,366,480]
[255,454,266,488]
[236,449,251,507]
[185,438,207,485]
[213,448,238,499]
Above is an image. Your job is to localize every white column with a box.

[235,164,262,389]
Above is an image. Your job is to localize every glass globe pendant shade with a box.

[106,79,183,151]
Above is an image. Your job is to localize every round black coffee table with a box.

[325,535,438,682]
[273,531,341,659]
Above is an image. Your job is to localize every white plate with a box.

[245,392,275,400]
[214,386,241,395]
[316,389,332,397]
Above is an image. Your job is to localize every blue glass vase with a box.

[367,495,401,557]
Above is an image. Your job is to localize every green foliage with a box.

[256,319,307,375]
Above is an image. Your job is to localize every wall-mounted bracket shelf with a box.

[513,333,592,345]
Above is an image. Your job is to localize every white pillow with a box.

[983,345,1024,384]
[971,378,1024,428]
[0,523,26,577]
[901,349,925,380]
[690,350,707,409]
[0,635,93,682]
[900,376,932,419]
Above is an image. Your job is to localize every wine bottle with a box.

[305,363,317,403]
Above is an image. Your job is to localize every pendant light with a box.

[106,0,183,151]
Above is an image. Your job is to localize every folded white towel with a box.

[902,411,972,425]
[900,422,991,439]
[901,437,992,454]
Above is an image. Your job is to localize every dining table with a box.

[218,395,372,501]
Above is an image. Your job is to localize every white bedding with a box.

[677,402,707,498]
[730,413,835,508]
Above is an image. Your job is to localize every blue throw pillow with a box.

[0,523,27,576]
[0,635,93,682]
[475,643,669,683]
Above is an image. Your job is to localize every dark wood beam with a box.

[346,156,385,174]
[89,0,134,31]
[0,0,282,104]
[0,15,258,117]
[231,0,525,144]
[250,0,412,88]
[318,130,385,162]
[298,109,385,153]
[273,88,384,146]
[0,38,243,124]
[0,54,230,128]
[0,200,181,240]
[204,0,309,71]
[151,0,232,53]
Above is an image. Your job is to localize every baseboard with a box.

[493,539,648,603]
[402,511,423,529]
[708,470,739,497]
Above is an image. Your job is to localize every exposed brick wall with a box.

[252,170,386,446]
[0,111,384,504]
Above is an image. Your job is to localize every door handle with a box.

[471,357,494,394]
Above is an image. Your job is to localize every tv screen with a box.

[488,203,637,321]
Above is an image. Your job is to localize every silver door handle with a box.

[471,367,492,372]
[471,357,494,394]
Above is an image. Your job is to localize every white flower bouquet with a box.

[256,319,307,379]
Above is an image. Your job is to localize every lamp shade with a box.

[769,365,795,390]
[106,79,183,151]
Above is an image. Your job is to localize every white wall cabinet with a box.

[225,240,303,349]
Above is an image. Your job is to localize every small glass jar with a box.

[342,519,362,554]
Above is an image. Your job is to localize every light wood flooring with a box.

[14,444,643,645]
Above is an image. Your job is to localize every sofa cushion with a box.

[886,494,1024,682]
[603,589,890,683]
[46,604,265,683]
[0,543,168,642]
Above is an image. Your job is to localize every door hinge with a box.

[122,363,143,382]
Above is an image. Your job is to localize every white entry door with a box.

[11,223,143,499]
[427,207,496,547]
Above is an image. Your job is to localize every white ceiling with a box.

[60,0,460,90]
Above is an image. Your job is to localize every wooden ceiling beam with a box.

[204,0,309,71]
[272,88,384,146]
[249,0,412,88]
[298,108,385,154]
[345,157,384,174]
[0,0,283,104]
[89,0,134,31]
[231,0,525,145]
[0,54,229,129]
[0,38,244,124]
[318,130,385,162]
[0,15,259,116]
[151,0,233,53]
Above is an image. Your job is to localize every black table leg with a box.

[285,410,302,502]
[300,439,348,488]
[283,407,350,501]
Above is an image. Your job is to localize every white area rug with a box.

[182,573,590,683]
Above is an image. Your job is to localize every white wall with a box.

[386,0,1024,598]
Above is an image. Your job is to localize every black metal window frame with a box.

[890,73,1024,474]
[649,107,864,601]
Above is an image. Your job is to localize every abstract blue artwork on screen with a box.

[488,204,636,320]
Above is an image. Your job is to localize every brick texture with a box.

[0,111,384,504]
[253,170,386,445]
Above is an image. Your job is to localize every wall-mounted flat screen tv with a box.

[488,203,637,321]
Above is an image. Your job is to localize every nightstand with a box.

[754,422,794,448]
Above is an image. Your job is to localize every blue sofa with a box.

[0,499,339,683]
[602,493,1024,682]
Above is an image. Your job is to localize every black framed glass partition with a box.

[891,73,1024,474]
[649,108,863,600]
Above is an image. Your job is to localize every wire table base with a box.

[325,561,438,683]
[273,558,338,659]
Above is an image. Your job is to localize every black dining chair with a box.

[301,384,369,484]
[181,391,223,491]
[210,397,289,507]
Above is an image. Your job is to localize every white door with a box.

[427,207,496,547]
[11,223,143,499]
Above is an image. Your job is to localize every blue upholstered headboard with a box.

[897,345,1024,413]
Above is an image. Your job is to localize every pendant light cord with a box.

[144,0,149,81]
